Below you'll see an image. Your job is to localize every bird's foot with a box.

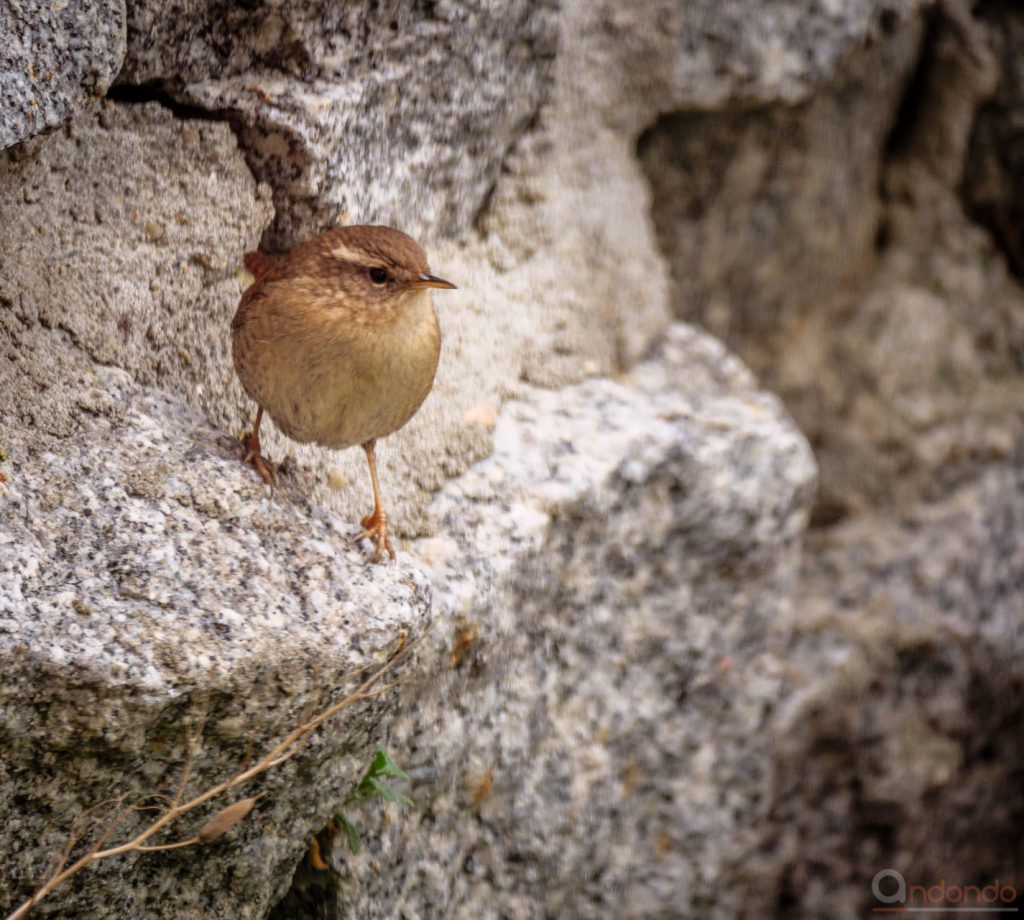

[241,432,276,486]
[356,509,396,563]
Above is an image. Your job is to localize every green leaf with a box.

[351,776,375,802]
[335,813,361,855]
[369,749,411,782]
[368,778,413,807]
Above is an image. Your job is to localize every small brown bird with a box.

[231,225,455,562]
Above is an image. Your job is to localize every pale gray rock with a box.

[0,365,434,919]
[0,0,126,149]
[0,96,664,538]
[114,0,928,248]
[796,0,1024,521]
[275,324,818,919]
[552,0,928,133]
[763,465,1024,917]
[0,324,818,919]
[3,2,1021,919]
[0,100,272,462]
[118,0,559,249]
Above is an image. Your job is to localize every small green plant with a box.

[334,749,412,855]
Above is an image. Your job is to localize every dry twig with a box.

[6,632,421,920]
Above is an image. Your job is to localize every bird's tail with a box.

[244,251,277,281]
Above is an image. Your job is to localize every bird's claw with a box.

[241,433,276,486]
[356,510,396,563]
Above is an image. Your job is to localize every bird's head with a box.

[310,225,456,312]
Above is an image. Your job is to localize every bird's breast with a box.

[241,291,441,450]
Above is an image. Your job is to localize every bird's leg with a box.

[358,440,396,562]
[241,405,276,486]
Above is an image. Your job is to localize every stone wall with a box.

[2,1,1021,918]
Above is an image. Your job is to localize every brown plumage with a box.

[231,225,455,561]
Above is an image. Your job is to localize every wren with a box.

[231,225,456,562]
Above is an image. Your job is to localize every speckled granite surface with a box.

[0,324,817,918]
[4,1,1022,917]
[0,363,434,918]
[0,0,125,149]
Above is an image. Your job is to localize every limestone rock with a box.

[0,0,126,149]
[118,0,560,249]
[0,101,273,463]
[0,324,817,918]
[765,466,1024,916]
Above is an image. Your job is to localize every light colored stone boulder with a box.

[0,101,272,461]
[0,324,817,919]
[0,0,126,149]
[0,366,433,919]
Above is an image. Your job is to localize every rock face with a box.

[642,0,1024,522]
[771,467,1024,917]
[3,0,1023,918]
[0,326,817,919]
[117,0,559,249]
[638,0,1024,913]
[0,0,126,149]
[638,21,921,355]
[344,326,816,920]
[0,367,435,919]
[0,102,272,461]
[2,1,676,536]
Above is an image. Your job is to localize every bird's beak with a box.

[415,273,457,290]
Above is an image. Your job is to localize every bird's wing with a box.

[232,250,300,333]
[244,251,277,280]
[230,281,264,333]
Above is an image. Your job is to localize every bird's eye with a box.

[369,267,389,285]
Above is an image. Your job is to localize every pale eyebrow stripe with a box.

[330,243,381,263]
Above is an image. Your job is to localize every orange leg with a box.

[358,440,395,563]
[242,405,276,486]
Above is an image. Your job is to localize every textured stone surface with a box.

[792,0,1023,521]
[0,324,817,918]
[551,0,927,133]
[764,466,1024,917]
[118,0,559,249]
[274,324,817,919]
[638,21,920,353]
[2,25,673,537]
[116,0,929,246]
[4,1,1023,918]
[0,366,434,918]
[0,0,126,149]
[0,96,663,537]
[0,101,272,460]
[642,0,1024,521]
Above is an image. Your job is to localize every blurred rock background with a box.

[1,0,1021,918]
